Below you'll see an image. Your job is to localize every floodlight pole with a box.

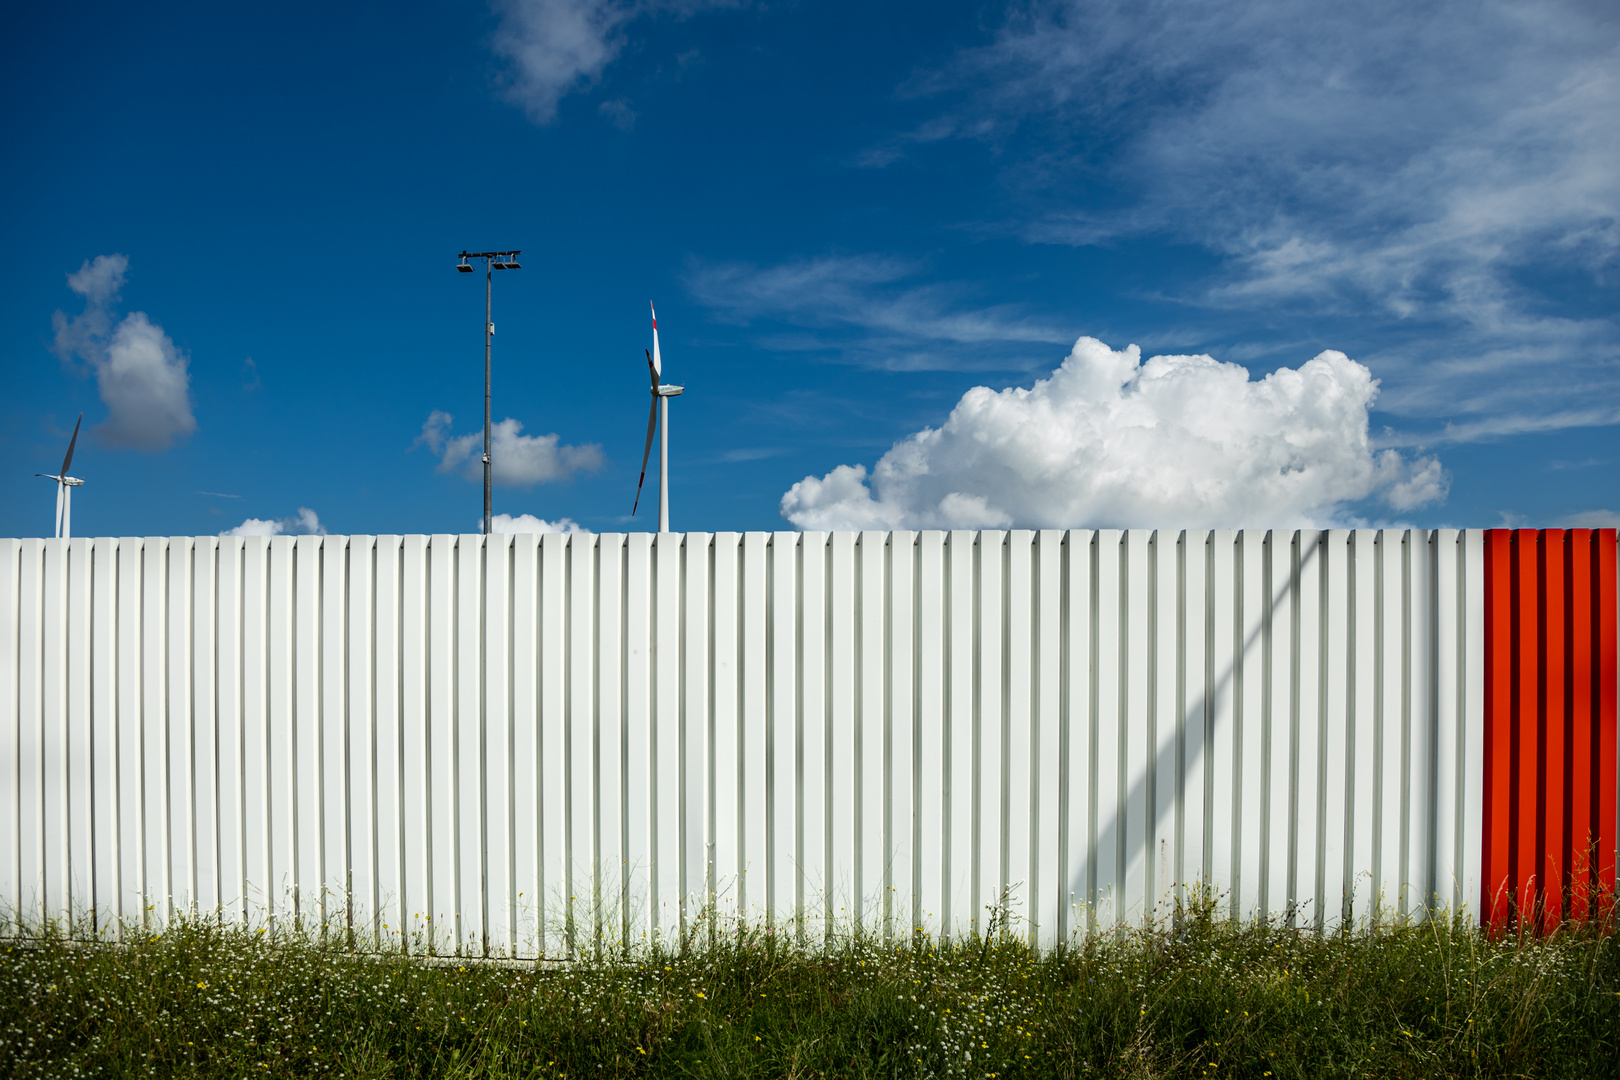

[483,257,492,536]
[457,249,521,535]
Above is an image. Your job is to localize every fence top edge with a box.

[0,528,1518,550]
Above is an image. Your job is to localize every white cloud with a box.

[96,313,197,450]
[418,410,605,486]
[52,254,197,451]
[780,335,1447,530]
[491,0,739,124]
[492,0,634,123]
[915,0,1620,435]
[66,253,127,306]
[222,507,326,537]
[489,513,590,533]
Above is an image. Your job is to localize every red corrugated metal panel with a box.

[1482,528,1618,930]
[1597,529,1618,909]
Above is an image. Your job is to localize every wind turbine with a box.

[632,303,684,532]
[36,413,85,540]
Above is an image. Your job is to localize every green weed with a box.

[1,897,1614,1078]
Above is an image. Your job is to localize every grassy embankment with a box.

[2,897,1616,1079]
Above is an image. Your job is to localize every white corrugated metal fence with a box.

[1,529,1483,954]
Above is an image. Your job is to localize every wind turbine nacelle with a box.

[64,477,85,486]
[656,385,684,397]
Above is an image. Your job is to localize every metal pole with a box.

[659,394,670,533]
[483,257,493,536]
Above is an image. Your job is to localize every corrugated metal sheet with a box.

[1482,528,1618,929]
[0,529,1487,954]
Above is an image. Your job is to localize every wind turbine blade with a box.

[61,412,83,475]
[632,396,659,515]
[55,483,65,539]
[646,348,659,390]
[650,302,661,378]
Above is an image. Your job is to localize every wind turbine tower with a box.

[633,304,684,532]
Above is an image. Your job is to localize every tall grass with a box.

[2,898,1615,1079]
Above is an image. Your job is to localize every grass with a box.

[2,897,1616,1079]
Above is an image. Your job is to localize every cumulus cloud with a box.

[221,507,326,537]
[780,336,1447,530]
[52,254,197,451]
[489,513,590,533]
[418,410,605,486]
[909,0,1620,437]
[491,0,739,124]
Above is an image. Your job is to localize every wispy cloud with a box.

[714,446,787,463]
[52,254,198,452]
[598,97,637,129]
[903,0,1620,437]
[1375,405,1620,448]
[1559,509,1620,528]
[684,253,1072,370]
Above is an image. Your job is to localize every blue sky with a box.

[3,0,1616,538]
